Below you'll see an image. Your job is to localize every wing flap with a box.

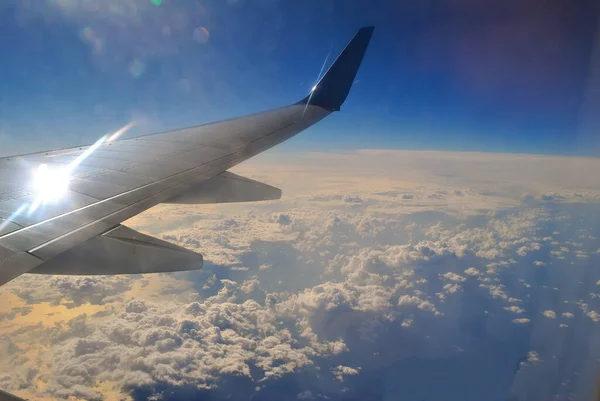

[29,225,202,275]
[165,171,282,204]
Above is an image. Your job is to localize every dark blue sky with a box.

[1,0,599,155]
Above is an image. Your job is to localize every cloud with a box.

[343,195,363,204]
[441,272,466,282]
[36,294,350,399]
[504,306,525,314]
[464,267,480,276]
[1,274,134,307]
[578,302,600,323]
[522,351,542,366]
[398,294,441,315]
[331,365,360,381]
[542,310,557,319]
[562,312,574,319]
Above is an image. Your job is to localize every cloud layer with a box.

[1,150,600,400]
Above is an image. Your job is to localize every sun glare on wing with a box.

[31,164,70,204]
[26,120,136,213]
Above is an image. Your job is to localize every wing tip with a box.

[300,26,375,111]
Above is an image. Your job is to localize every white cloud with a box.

[332,365,360,381]
[521,351,542,366]
[397,295,441,316]
[440,272,466,282]
[542,310,557,319]
[562,312,574,319]
[504,306,525,314]
[587,311,600,322]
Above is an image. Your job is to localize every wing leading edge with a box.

[0,26,374,287]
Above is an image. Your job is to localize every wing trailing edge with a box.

[165,171,282,205]
[29,225,202,275]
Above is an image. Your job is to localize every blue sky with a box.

[0,0,599,156]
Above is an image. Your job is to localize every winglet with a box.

[300,26,374,111]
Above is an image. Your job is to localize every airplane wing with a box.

[0,26,374,287]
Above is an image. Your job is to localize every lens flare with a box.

[80,26,104,55]
[303,48,331,118]
[129,59,145,78]
[193,27,210,44]
[107,121,136,142]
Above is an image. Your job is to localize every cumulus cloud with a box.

[578,302,600,323]
[398,294,441,315]
[562,312,574,319]
[504,306,525,314]
[331,365,360,381]
[440,272,466,282]
[522,351,542,366]
[39,295,351,399]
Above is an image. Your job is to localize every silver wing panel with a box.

[0,219,22,236]
[0,191,97,226]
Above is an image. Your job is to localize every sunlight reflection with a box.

[6,121,138,221]
[30,164,70,207]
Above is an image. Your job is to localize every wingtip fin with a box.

[300,26,374,111]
